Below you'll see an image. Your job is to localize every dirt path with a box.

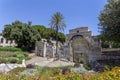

[25,54,48,64]
[25,53,74,67]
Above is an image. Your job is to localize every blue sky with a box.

[0,0,107,35]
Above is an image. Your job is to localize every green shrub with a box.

[25,57,31,60]
[9,67,26,75]
[7,57,19,63]
[0,47,21,52]
[0,58,8,63]
[104,65,111,71]
[84,63,91,70]
[0,51,30,64]
[12,54,17,57]
[17,54,25,59]
[23,53,28,57]
[0,51,15,57]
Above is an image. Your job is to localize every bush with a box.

[7,57,19,63]
[62,68,70,75]
[0,51,15,57]
[17,54,25,60]
[0,51,30,64]
[84,63,91,70]
[0,58,7,63]
[9,67,26,75]
[0,47,21,52]
[104,65,111,71]
[12,54,17,57]
[23,53,28,57]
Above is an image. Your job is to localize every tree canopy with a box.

[98,0,120,42]
[2,20,66,51]
[3,20,41,51]
[32,25,46,38]
[32,25,65,43]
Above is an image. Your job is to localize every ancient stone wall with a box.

[46,45,55,58]
[0,33,16,47]
[60,45,72,61]
[35,41,44,56]
[65,27,102,63]
[35,40,56,58]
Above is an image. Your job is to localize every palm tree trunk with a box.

[56,26,58,57]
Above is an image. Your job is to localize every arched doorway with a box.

[70,35,90,63]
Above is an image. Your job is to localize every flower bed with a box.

[0,66,120,80]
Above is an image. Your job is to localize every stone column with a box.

[52,47,55,58]
[43,42,47,57]
[69,42,73,61]
[3,38,6,47]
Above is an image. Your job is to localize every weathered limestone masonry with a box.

[101,50,120,60]
[35,27,120,65]
[35,41,44,56]
[35,39,47,57]
[35,27,102,63]
[61,27,102,63]
[35,39,56,58]
[0,33,16,47]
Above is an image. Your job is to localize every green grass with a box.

[0,46,21,52]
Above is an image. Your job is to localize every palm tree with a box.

[49,12,66,57]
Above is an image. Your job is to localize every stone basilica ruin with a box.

[36,27,102,63]
[61,27,101,63]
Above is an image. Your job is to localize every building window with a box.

[77,30,79,33]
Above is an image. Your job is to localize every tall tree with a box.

[32,25,46,38]
[49,12,66,56]
[58,32,65,43]
[98,0,120,42]
[3,20,41,51]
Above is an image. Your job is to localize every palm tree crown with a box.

[49,12,66,56]
[49,12,66,31]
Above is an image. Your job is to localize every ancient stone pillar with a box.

[43,42,47,57]
[3,38,6,47]
[52,46,56,58]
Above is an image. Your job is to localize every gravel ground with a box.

[25,53,74,67]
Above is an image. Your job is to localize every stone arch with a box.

[70,35,90,63]
[70,35,90,50]
[70,35,83,41]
